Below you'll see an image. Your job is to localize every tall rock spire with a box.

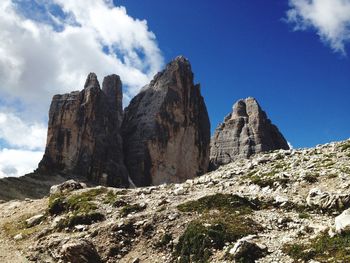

[122,56,211,186]
[210,97,289,169]
[38,73,128,187]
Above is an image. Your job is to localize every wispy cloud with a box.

[286,0,350,55]
[0,0,164,177]
[0,148,43,177]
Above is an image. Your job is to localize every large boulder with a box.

[122,56,210,186]
[306,188,350,211]
[209,97,289,169]
[60,239,102,263]
[38,73,128,187]
[335,208,350,234]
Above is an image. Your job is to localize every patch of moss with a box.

[298,212,310,219]
[341,141,350,151]
[303,173,319,183]
[283,233,350,261]
[175,213,262,263]
[250,175,289,188]
[120,204,146,217]
[103,190,119,205]
[48,188,108,215]
[56,212,105,229]
[2,214,44,239]
[177,194,257,215]
[155,233,172,248]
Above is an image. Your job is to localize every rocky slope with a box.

[122,56,210,186]
[210,97,289,169]
[1,139,350,262]
[38,73,128,187]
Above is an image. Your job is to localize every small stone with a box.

[13,233,23,240]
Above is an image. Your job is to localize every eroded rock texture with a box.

[38,73,128,187]
[210,97,289,169]
[122,56,210,186]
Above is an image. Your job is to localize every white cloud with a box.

[286,0,350,54]
[287,141,294,150]
[0,148,43,178]
[0,0,163,111]
[0,111,46,151]
[0,0,164,177]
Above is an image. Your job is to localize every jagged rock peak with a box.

[210,97,289,169]
[122,56,210,186]
[84,72,100,89]
[38,73,128,187]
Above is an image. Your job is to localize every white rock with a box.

[13,233,23,240]
[173,186,186,195]
[335,208,350,233]
[25,214,44,227]
[275,195,289,204]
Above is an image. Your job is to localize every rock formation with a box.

[122,56,210,186]
[38,73,128,187]
[210,97,289,169]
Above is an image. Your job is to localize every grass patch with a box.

[341,142,350,152]
[303,173,319,183]
[56,212,105,230]
[177,194,258,215]
[298,212,310,219]
[283,233,350,261]
[155,233,172,248]
[120,204,146,217]
[2,214,44,239]
[250,175,289,188]
[48,188,108,215]
[175,213,262,263]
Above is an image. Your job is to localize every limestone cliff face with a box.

[38,73,128,187]
[210,97,289,169]
[122,56,210,186]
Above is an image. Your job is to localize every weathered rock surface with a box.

[335,208,350,233]
[229,237,267,262]
[38,73,128,187]
[1,139,350,263]
[49,179,86,195]
[306,188,350,210]
[122,56,210,186]
[209,97,289,169]
[60,239,102,263]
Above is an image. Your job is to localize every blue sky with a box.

[0,0,349,177]
[116,0,350,148]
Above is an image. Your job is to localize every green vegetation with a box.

[47,188,109,229]
[2,214,44,239]
[175,215,261,263]
[341,141,350,151]
[177,193,257,214]
[176,194,262,262]
[120,204,146,217]
[56,212,105,230]
[155,233,172,248]
[283,233,350,261]
[250,175,289,188]
[298,212,310,219]
[303,173,319,183]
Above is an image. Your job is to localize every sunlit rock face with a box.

[38,73,128,187]
[122,56,210,186]
[209,97,289,169]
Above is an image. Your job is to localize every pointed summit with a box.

[210,97,289,169]
[122,56,210,186]
[84,72,100,89]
